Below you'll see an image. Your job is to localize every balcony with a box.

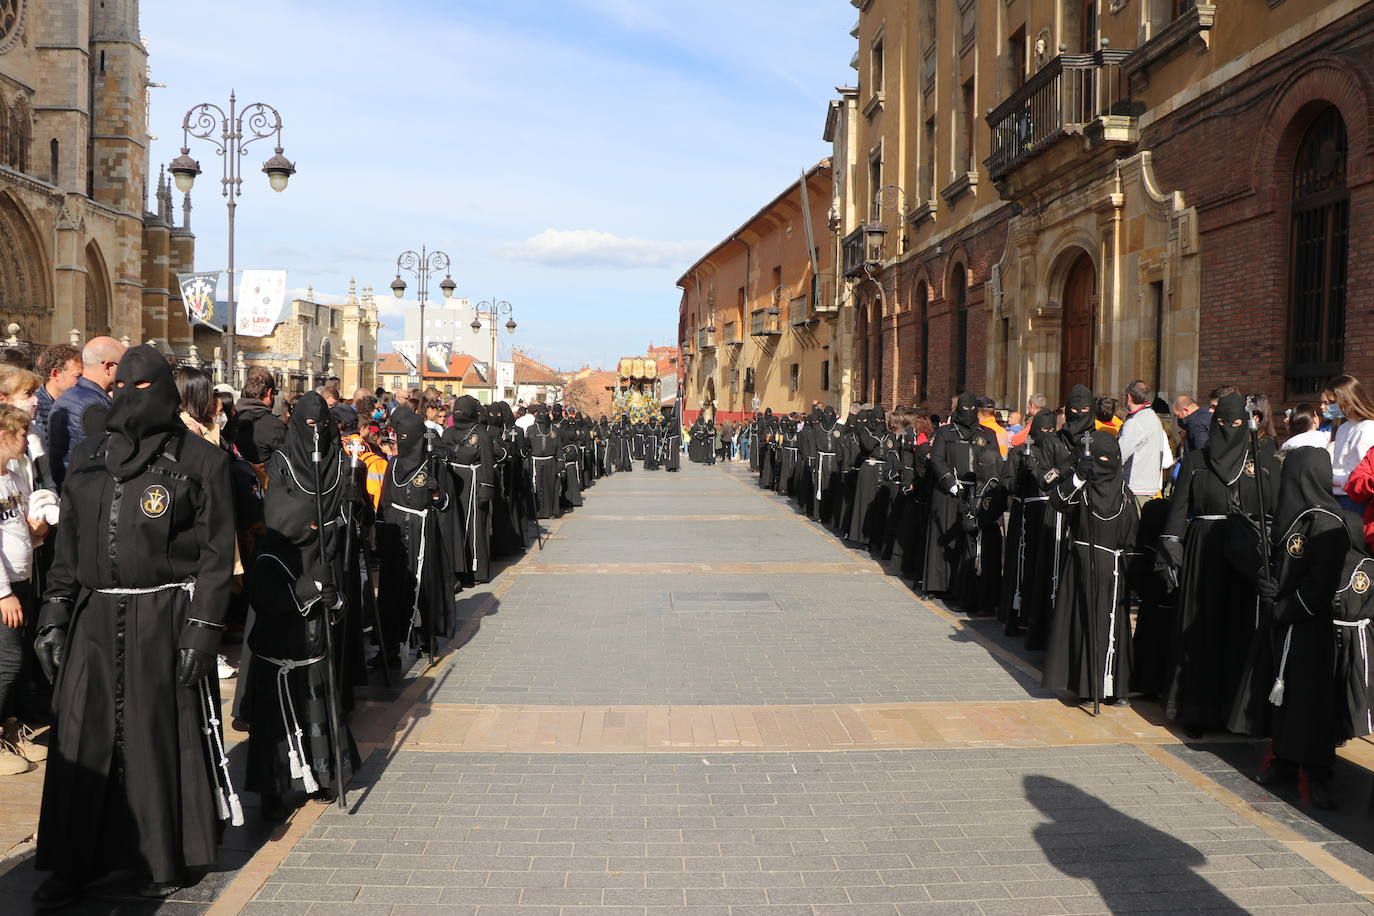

[750,308,781,337]
[811,274,841,315]
[722,322,742,353]
[788,295,816,327]
[697,326,716,351]
[985,49,1135,184]
[842,223,888,278]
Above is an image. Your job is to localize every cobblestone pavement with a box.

[8,460,1374,914]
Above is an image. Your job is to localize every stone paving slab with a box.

[424,574,1045,707]
[244,746,1374,914]
[532,519,851,565]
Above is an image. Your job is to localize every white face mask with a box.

[215,412,228,429]
[15,395,37,419]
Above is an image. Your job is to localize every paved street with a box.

[8,459,1374,914]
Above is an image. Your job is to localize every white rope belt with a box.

[94,579,196,602]
[816,452,835,499]
[1336,620,1373,731]
[1072,540,1123,696]
[390,503,430,642]
[531,454,554,491]
[198,678,244,826]
[1194,514,1227,520]
[450,464,483,570]
[258,653,327,793]
[1016,496,1049,503]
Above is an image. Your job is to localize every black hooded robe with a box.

[778,418,801,498]
[489,404,530,556]
[377,407,454,660]
[848,416,885,545]
[442,398,498,586]
[36,345,236,887]
[245,393,360,804]
[812,411,843,523]
[1040,431,1139,703]
[1161,393,1279,732]
[527,416,563,519]
[923,396,980,597]
[890,434,933,584]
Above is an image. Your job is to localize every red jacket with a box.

[1343,444,1374,552]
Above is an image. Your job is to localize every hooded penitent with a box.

[1084,428,1126,515]
[1028,409,1061,469]
[330,402,358,435]
[1063,384,1095,440]
[1274,446,1344,543]
[389,405,428,480]
[104,344,183,481]
[952,393,978,431]
[452,395,483,425]
[286,392,342,488]
[1206,392,1250,484]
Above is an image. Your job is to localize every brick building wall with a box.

[1141,4,1374,402]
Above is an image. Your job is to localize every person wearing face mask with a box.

[924,393,982,602]
[31,345,236,907]
[1159,392,1279,736]
[244,393,360,822]
[1040,429,1139,706]
[377,406,455,667]
[1324,376,1374,514]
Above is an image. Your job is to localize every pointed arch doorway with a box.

[1059,250,1097,398]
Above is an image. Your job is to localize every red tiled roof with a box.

[377,352,411,374]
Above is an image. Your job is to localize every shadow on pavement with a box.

[1025,774,1244,913]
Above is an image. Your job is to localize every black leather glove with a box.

[319,583,340,611]
[1159,537,1184,570]
[176,647,213,688]
[1074,455,1096,482]
[1264,596,1281,624]
[961,514,979,535]
[34,626,66,683]
[1255,576,1279,600]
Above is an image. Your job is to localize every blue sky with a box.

[142,0,856,370]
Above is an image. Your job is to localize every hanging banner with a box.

[178,271,222,330]
[236,269,288,337]
[424,340,452,376]
[394,340,420,372]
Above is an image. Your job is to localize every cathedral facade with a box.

[0,0,196,352]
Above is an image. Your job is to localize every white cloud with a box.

[497,229,707,271]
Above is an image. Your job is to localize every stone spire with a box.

[348,278,358,305]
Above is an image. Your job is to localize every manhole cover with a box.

[670,592,780,613]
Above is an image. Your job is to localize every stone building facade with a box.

[239,281,380,395]
[833,0,1373,411]
[678,161,840,422]
[0,0,199,352]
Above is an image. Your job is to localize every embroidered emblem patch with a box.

[981,498,992,510]
[1244,459,1256,478]
[1354,570,1371,595]
[1287,533,1306,558]
[468,434,478,446]
[141,484,170,518]
[412,472,428,488]
[832,430,840,439]
[974,436,988,448]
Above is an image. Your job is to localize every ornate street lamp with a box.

[390,247,456,384]
[472,299,516,403]
[169,91,295,386]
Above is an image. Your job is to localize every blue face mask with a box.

[1324,403,1344,420]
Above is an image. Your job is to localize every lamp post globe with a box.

[505,318,517,334]
[471,318,482,333]
[390,277,407,299]
[168,151,201,194]
[439,276,457,300]
[261,149,296,192]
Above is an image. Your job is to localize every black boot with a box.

[32,874,84,911]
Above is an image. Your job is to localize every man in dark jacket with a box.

[233,366,286,467]
[1171,395,1211,454]
[48,336,125,491]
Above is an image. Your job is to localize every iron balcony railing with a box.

[985,49,1133,182]
[750,308,781,336]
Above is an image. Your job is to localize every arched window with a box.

[1286,105,1349,396]
[951,265,968,394]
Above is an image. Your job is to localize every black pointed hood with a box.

[286,391,342,488]
[104,344,182,481]
[1063,384,1095,440]
[952,393,978,431]
[389,405,428,479]
[1206,392,1250,484]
